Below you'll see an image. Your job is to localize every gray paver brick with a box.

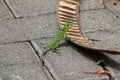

[0,0,12,21]
[80,9,120,30]
[80,9,120,77]
[0,42,39,66]
[0,0,119,79]
[80,9,120,52]
[33,39,109,80]
[0,63,49,80]
[5,0,59,18]
[0,14,58,44]
[5,0,104,18]
[80,0,104,11]
[105,0,120,17]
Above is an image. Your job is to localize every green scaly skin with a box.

[41,23,73,62]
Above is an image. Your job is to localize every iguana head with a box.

[61,23,73,32]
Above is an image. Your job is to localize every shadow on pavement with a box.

[60,41,120,70]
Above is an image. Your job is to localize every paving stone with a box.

[80,9,120,30]
[80,9,120,77]
[0,0,13,21]
[0,63,49,80]
[0,42,39,66]
[80,9,120,52]
[80,0,104,11]
[5,0,59,18]
[105,0,120,17]
[0,14,58,44]
[33,39,109,80]
[4,0,104,18]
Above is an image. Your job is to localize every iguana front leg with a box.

[63,34,70,41]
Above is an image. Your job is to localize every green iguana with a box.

[42,23,73,58]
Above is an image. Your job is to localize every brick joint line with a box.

[3,0,17,19]
[80,7,104,12]
[29,41,57,80]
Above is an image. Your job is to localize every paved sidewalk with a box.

[0,0,120,80]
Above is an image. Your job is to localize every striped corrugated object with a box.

[57,0,120,54]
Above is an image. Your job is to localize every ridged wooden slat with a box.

[57,0,120,54]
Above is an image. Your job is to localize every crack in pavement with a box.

[30,40,120,80]
[3,0,16,19]
[68,41,120,80]
[98,62,115,80]
[29,41,57,80]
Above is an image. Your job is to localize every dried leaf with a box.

[84,70,109,75]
